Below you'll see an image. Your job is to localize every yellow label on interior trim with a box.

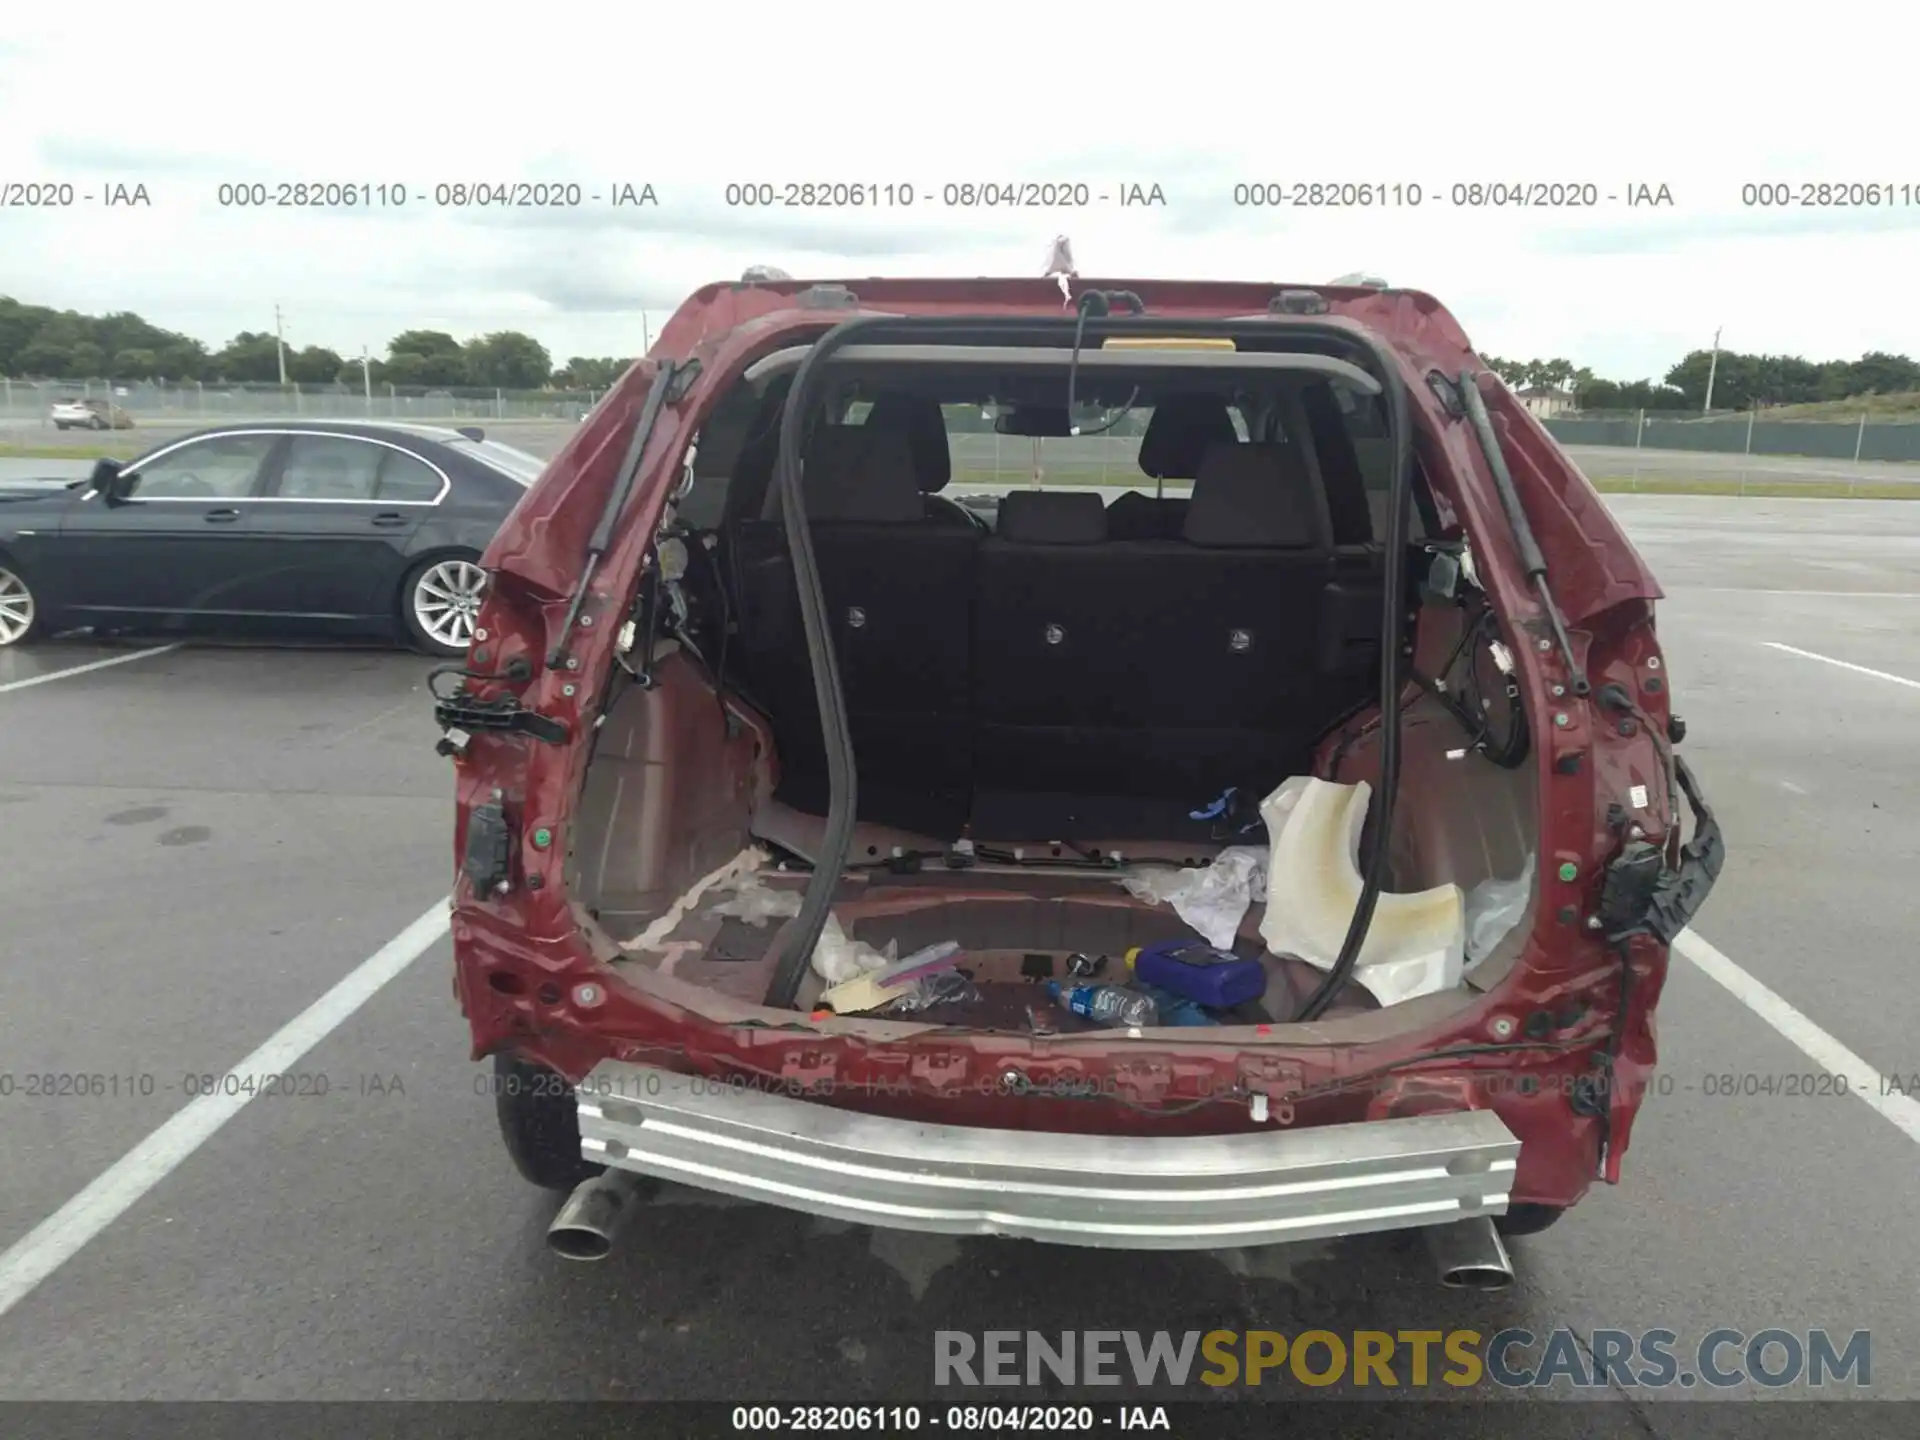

[1100,336,1238,351]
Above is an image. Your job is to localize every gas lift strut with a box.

[432,360,686,756]
[1457,369,1589,697]
[548,359,689,670]
[758,307,1417,1017]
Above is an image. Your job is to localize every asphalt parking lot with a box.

[1,492,1918,1430]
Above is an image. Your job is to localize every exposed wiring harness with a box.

[769,842,1196,878]
[1412,601,1531,769]
[1071,386,1142,436]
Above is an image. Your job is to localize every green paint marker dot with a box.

[532,827,553,850]
[1558,862,1578,882]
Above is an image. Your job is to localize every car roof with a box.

[143,420,545,484]
[147,420,506,461]
[170,419,464,443]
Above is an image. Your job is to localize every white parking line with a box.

[1763,641,1920,691]
[0,898,451,1320]
[1697,589,1920,599]
[0,643,182,695]
[1676,930,1920,1147]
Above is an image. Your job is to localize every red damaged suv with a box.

[434,271,1722,1287]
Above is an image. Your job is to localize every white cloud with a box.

[2,0,1914,376]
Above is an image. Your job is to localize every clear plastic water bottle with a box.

[1049,981,1159,1028]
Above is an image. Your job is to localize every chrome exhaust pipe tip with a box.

[1423,1216,1515,1292]
[547,1167,648,1262]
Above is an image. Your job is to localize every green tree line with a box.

[1483,349,1920,412]
[0,296,635,391]
[8,294,1913,412]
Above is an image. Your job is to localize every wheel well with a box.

[393,547,484,623]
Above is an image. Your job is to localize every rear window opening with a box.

[562,343,1534,1043]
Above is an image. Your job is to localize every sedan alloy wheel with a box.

[411,558,488,654]
[0,565,39,646]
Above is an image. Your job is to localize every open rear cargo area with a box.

[560,349,1542,1039]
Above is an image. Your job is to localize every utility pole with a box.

[1702,325,1722,413]
[275,303,288,387]
[361,345,373,414]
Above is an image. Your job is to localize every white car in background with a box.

[50,397,135,431]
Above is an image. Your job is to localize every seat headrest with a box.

[1182,442,1333,551]
[995,490,1108,544]
[1137,394,1239,480]
[863,392,952,492]
[799,425,925,523]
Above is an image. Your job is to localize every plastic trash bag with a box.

[709,872,803,926]
[1119,845,1270,950]
[809,915,898,987]
[1464,855,1536,969]
[884,968,981,1015]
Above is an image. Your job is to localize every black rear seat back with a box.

[732,425,977,826]
[975,442,1346,801]
[994,490,1108,544]
[972,491,1127,792]
[1286,381,1389,674]
[1104,490,1183,541]
[1126,440,1343,792]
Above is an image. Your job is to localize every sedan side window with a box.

[278,436,384,501]
[375,449,445,503]
[124,434,279,499]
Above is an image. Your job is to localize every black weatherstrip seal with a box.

[760,312,1416,1013]
[1294,328,1412,1021]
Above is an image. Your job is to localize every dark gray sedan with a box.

[0,421,544,658]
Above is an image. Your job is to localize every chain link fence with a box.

[0,377,601,428]
[10,377,1920,476]
[1542,408,1920,464]
[935,404,1151,485]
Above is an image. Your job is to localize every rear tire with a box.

[398,552,486,659]
[1495,1203,1566,1236]
[0,562,43,647]
[493,1052,603,1192]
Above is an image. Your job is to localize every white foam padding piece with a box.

[1257,776,1466,1006]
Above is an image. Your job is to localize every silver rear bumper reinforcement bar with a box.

[575,1061,1520,1251]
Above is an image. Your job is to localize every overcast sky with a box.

[2,1,1915,380]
